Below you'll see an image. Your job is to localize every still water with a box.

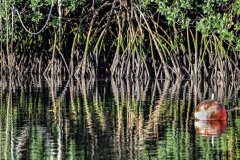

[0,78,239,159]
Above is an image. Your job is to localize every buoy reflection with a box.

[194,120,227,138]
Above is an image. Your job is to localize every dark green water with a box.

[0,79,239,159]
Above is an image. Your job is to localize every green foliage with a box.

[1,0,239,50]
[197,13,234,42]
[65,0,86,11]
[1,0,87,26]
[142,0,240,48]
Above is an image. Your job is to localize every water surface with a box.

[0,79,239,159]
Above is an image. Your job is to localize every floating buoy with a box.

[194,94,227,121]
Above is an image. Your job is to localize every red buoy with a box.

[194,97,227,121]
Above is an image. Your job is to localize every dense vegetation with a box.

[0,0,239,79]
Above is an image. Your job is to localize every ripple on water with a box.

[0,79,239,159]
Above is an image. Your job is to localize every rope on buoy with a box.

[12,0,54,35]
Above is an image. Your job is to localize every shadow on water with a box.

[0,77,239,159]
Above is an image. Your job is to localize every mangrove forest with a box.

[0,0,239,79]
[0,0,240,159]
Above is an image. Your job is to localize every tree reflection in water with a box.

[0,77,239,159]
